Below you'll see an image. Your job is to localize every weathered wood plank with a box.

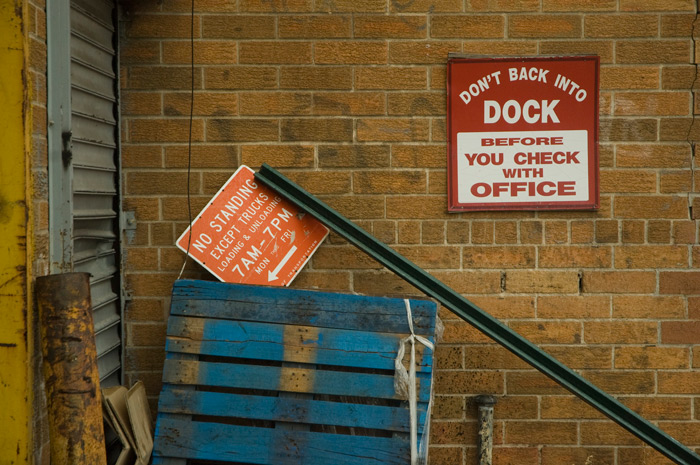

[157,387,428,434]
[154,417,411,465]
[166,316,434,372]
[171,280,436,336]
[162,359,433,403]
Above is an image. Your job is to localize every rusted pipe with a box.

[36,272,107,465]
[475,395,497,465]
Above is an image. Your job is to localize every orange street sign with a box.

[176,165,329,286]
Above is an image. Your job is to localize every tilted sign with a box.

[176,165,329,286]
[447,56,599,211]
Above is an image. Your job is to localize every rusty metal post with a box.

[36,272,107,465]
[475,395,497,465]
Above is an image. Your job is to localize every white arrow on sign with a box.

[268,245,297,282]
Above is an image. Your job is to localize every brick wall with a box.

[29,0,51,463]
[120,1,700,463]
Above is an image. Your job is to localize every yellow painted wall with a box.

[0,0,33,463]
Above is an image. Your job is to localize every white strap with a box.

[395,299,434,465]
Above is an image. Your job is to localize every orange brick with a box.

[434,371,504,395]
[470,0,539,11]
[354,170,426,194]
[315,41,387,64]
[123,197,160,222]
[355,66,428,90]
[324,195,385,219]
[318,145,390,168]
[427,446,463,465]
[673,220,696,244]
[393,245,461,269]
[659,372,700,393]
[127,171,199,196]
[541,447,615,465]
[509,15,582,38]
[507,371,568,395]
[506,421,578,445]
[621,396,692,420]
[129,118,205,143]
[122,92,161,116]
[162,40,236,64]
[493,395,538,419]
[239,92,311,116]
[615,196,689,219]
[354,15,427,38]
[390,0,462,12]
[544,220,568,244]
[282,118,352,142]
[585,14,658,38]
[286,171,351,195]
[463,40,538,56]
[125,298,165,322]
[618,446,681,465]
[539,245,612,268]
[505,270,580,294]
[601,66,659,90]
[399,221,421,244]
[392,145,444,169]
[389,41,461,64]
[122,145,162,169]
[127,14,202,38]
[280,66,353,90]
[540,40,614,63]
[520,221,543,244]
[660,170,692,194]
[162,196,209,221]
[388,92,444,116]
[469,296,536,319]
[278,15,351,38]
[430,420,478,445]
[620,0,696,11]
[164,91,238,116]
[660,271,700,294]
[544,0,616,10]
[616,40,691,64]
[581,421,643,445]
[662,65,696,89]
[126,272,179,298]
[616,144,691,168]
[128,66,202,90]
[314,0,386,13]
[463,246,535,269]
[205,66,278,90]
[125,247,159,271]
[615,245,688,269]
[432,395,464,419]
[599,118,657,142]
[615,91,690,116]
[430,15,503,38]
[207,118,279,142]
[314,92,386,116]
[584,321,658,344]
[241,145,313,168]
[600,169,656,193]
[543,346,613,369]
[616,346,689,369]
[511,321,581,344]
[612,295,685,319]
[471,221,495,244]
[240,0,313,12]
[239,41,312,64]
[434,345,463,370]
[541,396,605,419]
[661,13,696,37]
[291,270,351,292]
[661,321,700,343]
[441,319,495,344]
[538,295,610,319]
[312,246,382,270]
[125,347,165,371]
[463,346,529,370]
[357,118,429,142]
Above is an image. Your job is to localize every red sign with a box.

[447,56,599,211]
[176,165,329,286]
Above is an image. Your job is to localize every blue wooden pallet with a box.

[152,279,438,465]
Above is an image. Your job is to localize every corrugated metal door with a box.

[48,0,122,387]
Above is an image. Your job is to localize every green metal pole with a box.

[255,163,700,465]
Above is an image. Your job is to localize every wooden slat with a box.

[166,316,434,372]
[157,387,429,434]
[171,280,436,336]
[162,359,433,403]
[154,417,411,465]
